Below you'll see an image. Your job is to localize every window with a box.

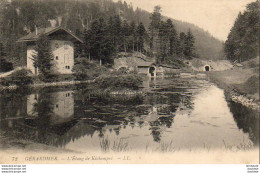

[56,104,59,108]
[65,66,70,69]
[56,56,59,60]
[68,66,70,69]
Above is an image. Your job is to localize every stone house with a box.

[137,61,157,77]
[17,26,83,75]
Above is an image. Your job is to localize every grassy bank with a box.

[207,68,259,110]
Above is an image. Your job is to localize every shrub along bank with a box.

[94,74,143,91]
[0,60,144,92]
[0,69,33,87]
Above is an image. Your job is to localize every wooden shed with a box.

[137,62,157,77]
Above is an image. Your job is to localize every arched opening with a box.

[149,66,156,77]
[205,66,210,71]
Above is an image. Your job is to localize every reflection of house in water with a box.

[27,90,74,124]
[142,78,157,90]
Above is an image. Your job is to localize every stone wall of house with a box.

[137,67,149,74]
[27,45,37,74]
[27,40,74,75]
[51,40,74,74]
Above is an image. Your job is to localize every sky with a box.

[115,0,255,41]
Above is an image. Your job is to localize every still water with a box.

[0,76,258,152]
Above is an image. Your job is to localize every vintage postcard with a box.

[0,0,259,165]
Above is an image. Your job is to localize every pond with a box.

[0,75,258,152]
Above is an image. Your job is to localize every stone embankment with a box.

[229,91,259,111]
[110,90,144,96]
[207,70,259,111]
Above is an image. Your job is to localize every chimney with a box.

[35,25,38,35]
[57,16,62,26]
[48,19,57,27]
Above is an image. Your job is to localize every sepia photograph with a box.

[0,0,259,167]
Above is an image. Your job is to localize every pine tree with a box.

[158,21,168,62]
[179,32,187,58]
[113,15,122,52]
[32,34,54,77]
[86,17,115,65]
[122,20,130,52]
[166,19,177,56]
[0,42,13,72]
[83,29,92,61]
[129,21,137,52]
[175,37,182,57]
[224,1,259,62]
[136,22,146,53]
[149,6,162,53]
[185,29,195,59]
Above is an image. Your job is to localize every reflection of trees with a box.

[1,88,95,148]
[1,79,194,148]
[158,116,174,128]
[229,101,259,145]
[148,115,175,142]
[149,121,162,142]
[31,90,54,144]
[98,129,105,138]
[73,88,146,136]
[181,95,194,110]
[0,88,30,119]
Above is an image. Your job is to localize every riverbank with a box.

[207,68,259,111]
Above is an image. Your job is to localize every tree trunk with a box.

[124,39,126,52]
[132,39,135,52]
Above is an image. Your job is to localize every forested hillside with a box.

[224,0,259,62]
[0,0,224,67]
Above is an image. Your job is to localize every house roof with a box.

[17,26,83,43]
[137,61,155,67]
[158,64,173,68]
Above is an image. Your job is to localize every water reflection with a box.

[0,77,259,152]
[228,101,259,145]
[27,90,74,124]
